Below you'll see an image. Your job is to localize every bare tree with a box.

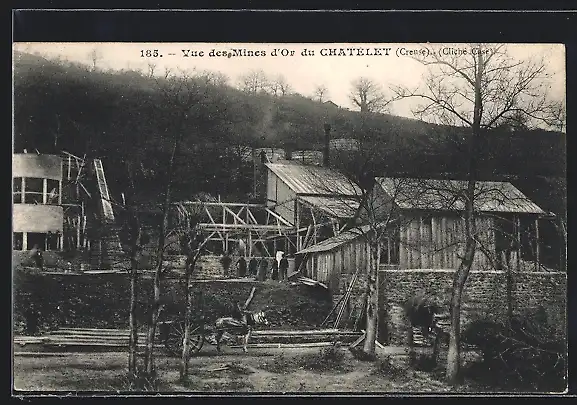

[172,203,210,381]
[274,74,293,96]
[115,162,150,379]
[392,43,564,385]
[238,69,269,94]
[141,72,210,376]
[349,77,389,113]
[163,67,173,80]
[146,62,157,78]
[88,48,102,71]
[303,131,415,357]
[314,84,329,103]
[195,69,230,87]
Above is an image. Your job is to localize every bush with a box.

[462,308,566,392]
[410,353,438,372]
[372,355,407,380]
[299,344,348,372]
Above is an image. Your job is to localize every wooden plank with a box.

[419,215,426,268]
[447,216,456,268]
[399,219,407,269]
[440,216,447,268]
[349,330,367,348]
[229,342,336,349]
[431,216,440,268]
[423,216,432,269]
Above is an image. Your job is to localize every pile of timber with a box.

[248,329,363,345]
[25,328,152,351]
[15,327,363,352]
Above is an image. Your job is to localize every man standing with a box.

[236,256,247,278]
[31,244,44,271]
[279,253,289,282]
[248,257,258,278]
[257,258,268,282]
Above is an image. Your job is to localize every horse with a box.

[213,309,270,353]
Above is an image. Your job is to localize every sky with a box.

[13,42,566,121]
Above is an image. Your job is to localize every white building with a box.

[12,153,63,251]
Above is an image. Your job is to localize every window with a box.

[46,231,59,250]
[13,177,22,203]
[27,233,47,251]
[13,232,23,250]
[24,177,44,204]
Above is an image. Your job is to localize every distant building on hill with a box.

[329,138,360,152]
[323,100,340,109]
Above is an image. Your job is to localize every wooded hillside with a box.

[13,51,566,218]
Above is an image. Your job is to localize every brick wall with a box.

[378,269,567,345]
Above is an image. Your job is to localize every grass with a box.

[12,348,509,394]
[259,344,352,374]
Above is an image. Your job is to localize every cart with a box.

[158,286,258,357]
[158,318,207,357]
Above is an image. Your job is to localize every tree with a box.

[146,62,157,78]
[173,203,209,381]
[313,84,329,102]
[88,48,102,72]
[142,71,211,376]
[116,162,150,379]
[349,77,389,113]
[392,43,565,385]
[272,74,292,96]
[305,129,413,357]
[195,69,230,87]
[238,69,269,94]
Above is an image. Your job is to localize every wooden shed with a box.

[265,162,360,251]
[296,177,550,293]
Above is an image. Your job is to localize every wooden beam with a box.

[265,207,293,227]
[200,223,294,231]
[177,201,266,209]
[243,286,256,310]
[224,206,247,225]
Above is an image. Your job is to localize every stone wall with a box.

[162,255,228,279]
[378,269,567,345]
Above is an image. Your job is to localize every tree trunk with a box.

[446,233,475,384]
[128,252,139,378]
[144,136,179,376]
[407,317,415,365]
[180,256,196,381]
[126,164,141,379]
[445,48,483,386]
[362,242,380,356]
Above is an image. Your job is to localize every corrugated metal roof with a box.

[297,224,371,254]
[266,163,360,196]
[298,196,359,219]
[376,178,545,214]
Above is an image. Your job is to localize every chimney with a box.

[323,123,331,167]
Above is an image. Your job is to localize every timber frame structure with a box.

[175,201,296,258]
[174,199,352,258]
